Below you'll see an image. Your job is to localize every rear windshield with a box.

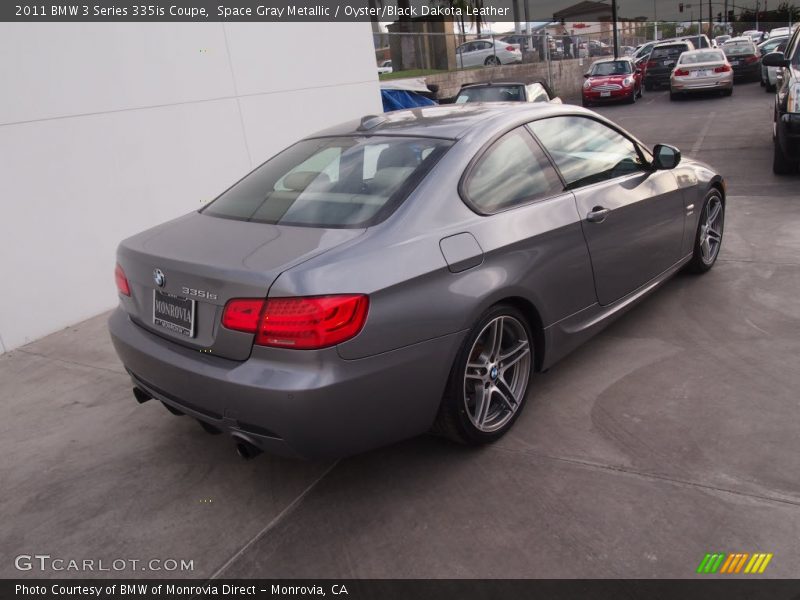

[680,51,725,63]
[723,42,756,55]
[651,45,689,59]
[202,136,451,228]
[590,61,632,75]
[456,85,524,103]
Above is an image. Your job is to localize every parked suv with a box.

[645,40,695,90]
[763,27,800,173]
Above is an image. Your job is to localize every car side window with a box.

[529,116,648,189]
[463,127,563,214]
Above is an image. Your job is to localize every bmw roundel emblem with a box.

[153,268,166,288]
[490,366,499,380]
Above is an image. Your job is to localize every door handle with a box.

[586,207,610,223]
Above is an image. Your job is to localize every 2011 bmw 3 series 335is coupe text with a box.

[109,104,725,460]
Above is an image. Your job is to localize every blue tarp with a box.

[381,89,437,112]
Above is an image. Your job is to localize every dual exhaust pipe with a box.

[132,386,263,460]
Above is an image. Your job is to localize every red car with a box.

[582,57,643,106]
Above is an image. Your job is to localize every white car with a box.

[456,39,522,68]
[377,60,393,75]
[767,26,795,39]
[758,36,789,91]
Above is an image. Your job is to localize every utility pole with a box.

[756,0,759,31]
[654,0,658,40]
[612,0,619,58]
[709,0,713,34]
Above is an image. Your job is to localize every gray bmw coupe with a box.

[109,103,725,459]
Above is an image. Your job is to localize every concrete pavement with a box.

[2,81,799,579]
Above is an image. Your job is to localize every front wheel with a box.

[433,305,534,445]
[686,190,725,274]
[484,55,501,66]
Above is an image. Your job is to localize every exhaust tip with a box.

[132,387,152,404]
[235,439,263,460]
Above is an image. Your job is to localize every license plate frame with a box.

[600,91,611,97]
[693,69,711,77]
[153,289,196,338]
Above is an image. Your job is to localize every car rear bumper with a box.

[645,72,670,86]
[731,63,760,78]
[671,78,733,92]
[109,307,466,459]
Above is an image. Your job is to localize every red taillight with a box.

[646,60,657,68]
[714,64,732,72]
[222,298,264,333]
[674,68,690,76]
[744,55,759,64]
[506,45,515,51]
[222,295,369,350]
[115,263,130,296]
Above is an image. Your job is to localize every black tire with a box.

[581,98,592,108]
[627,89,637,104]
[669,90,677,101]
[772,132,797,175]
[685,189,725,274]
[724,88,733,96]
[433,304,535,445]
[484,56,501,66]
[765,81,775,93]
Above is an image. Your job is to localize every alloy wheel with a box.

[699,196,723,264]
[463,316,531,433]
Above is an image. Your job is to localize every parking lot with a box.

[2,80,799,579]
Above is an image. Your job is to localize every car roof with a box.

[308,103,589,141]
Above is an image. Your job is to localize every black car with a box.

[763,28,800,174]
[722,38,761,81]
[645,41,694,90]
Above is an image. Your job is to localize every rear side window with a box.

[202,136,451,228]
[462,127,562,213]
[529,116,647,189]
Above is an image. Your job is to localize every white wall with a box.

[0,23,382,353]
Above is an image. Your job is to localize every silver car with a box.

[670,48,734,99]
[109,104,726,459]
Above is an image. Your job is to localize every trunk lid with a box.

[117,211,364,360]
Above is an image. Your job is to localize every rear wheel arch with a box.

[494,296,546,373]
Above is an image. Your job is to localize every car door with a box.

[529,115,685,306]
[473,40,493,65]
[459,126,598,326]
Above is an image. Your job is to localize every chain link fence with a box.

[375,28,650,102]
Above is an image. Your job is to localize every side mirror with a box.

[653,144,681,170]
[762,51,789,67]
[584,72,591,78]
